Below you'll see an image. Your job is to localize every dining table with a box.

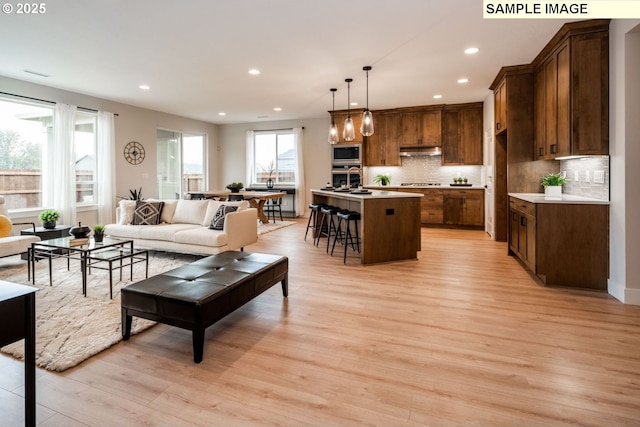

[188,190,286,224]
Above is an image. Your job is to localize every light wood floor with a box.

[2,220,640,426]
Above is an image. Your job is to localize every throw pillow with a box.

[147,198,178,223]
[132,200,165,225]
[202,200,249,226]
[0,215,12,237]
[117,200,137,225]
[209,205,238,230]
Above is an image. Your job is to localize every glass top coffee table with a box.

[30,237,148,299]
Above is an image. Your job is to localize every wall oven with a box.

[331,144,362,165]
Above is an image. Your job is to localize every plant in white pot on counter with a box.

[374,174,391,186]
[541,173,566,198]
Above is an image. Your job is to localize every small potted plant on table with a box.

[39,209,61,229]
[541,172,567,198]
[226,182,244,193]
[93,224,105,243]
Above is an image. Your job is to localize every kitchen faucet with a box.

[346,166,361,189]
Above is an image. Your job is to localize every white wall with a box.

[609,20,640,304]
[1,75,220,225]
[218,117,331,215]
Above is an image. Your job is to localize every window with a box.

[0,97,98,210]
[156,129,205,199]
[253,130,296,185]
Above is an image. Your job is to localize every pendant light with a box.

[328,88,339,144]
[343,78,355,142]
[360,66,374,136]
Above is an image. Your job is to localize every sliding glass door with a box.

[157,129,205,199]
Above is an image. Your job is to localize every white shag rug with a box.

[258,220,294,235]
[0,252,197,372]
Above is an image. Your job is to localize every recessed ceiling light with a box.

[457,78,469,84]
[464,47,479,54]
[218,112,226,116]
[273,107,282,112]
[350,102,358,106]
[433,94,443,99]
[248,69,261,75]
[139,84,150,90]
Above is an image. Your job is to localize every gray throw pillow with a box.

[210,205,238,230]
[132,200,164,225]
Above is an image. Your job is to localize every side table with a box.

[20,225,72,260]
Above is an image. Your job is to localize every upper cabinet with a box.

[494,79,507,135]
[533,20,609,159]
[398,107,443,147]
[442,103,483,166]
[331,109,364,144]
[363,111,401,166]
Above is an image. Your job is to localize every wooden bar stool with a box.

[316,206,343,252]
[331,210,361,263]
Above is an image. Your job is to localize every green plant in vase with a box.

[38,209,61,229]
[226,182,244,193]
[374,174,391,186]
[93,224,105,243]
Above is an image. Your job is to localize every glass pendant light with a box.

[328,88,339,144]
[360,66,374,136]
[343,78,355,142]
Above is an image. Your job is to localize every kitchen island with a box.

[311,189,422,264]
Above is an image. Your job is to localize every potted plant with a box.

[373,174,391,186]
[541,172,566,197]
[39,209,61,229]
[93,224,105,243]
[226,182,244,193]
[262,160,276,189]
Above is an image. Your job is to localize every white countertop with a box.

[509,193,609,205]
[312,189,423,199]
[368,185,485,190]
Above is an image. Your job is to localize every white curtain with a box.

[245,130,254,187]
[45,103,77,225]
[293,127,305,217]
[97,111,116,224]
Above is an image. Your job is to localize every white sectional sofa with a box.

[104,199,258,255]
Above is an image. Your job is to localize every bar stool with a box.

[316,206,342,252]
[304,203,325,242]
[331,210,361,263]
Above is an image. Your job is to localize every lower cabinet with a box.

[443,189,484,226]
[508,196,609,289]
[509,199,536,272]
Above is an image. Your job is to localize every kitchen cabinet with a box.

[508,195,609,289]
[509,197,536,271]
[534,24,609,159]
[442,103,483,165]
[494,78,507,134]
[399,107,442,146]
[331,109,364,144]
[396,188,444,224]
[363,112,401,166]
[443,189,484,226]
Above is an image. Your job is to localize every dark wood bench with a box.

[121,251,288,363]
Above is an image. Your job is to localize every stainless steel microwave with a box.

[331,144,361,166]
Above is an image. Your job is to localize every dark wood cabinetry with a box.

[508,196,609,289]
[443,189,484,226]
[363,111,401,166]
[442,103,483,166]
[533,21,609,159]
[494,79,507,134]
[399,107,442,146]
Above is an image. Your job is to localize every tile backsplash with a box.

[560,156,609,201]
[364,156,483,186]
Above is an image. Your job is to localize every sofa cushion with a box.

[118,200,137,225]
[209,205,238,230]
[172,200,209,225]
[202,200,249,226]
[174,227,228,247]
[137,223,201,241]
[147,199,179,223]
[132,200,164,225]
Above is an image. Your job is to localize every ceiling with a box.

[0,0,575,125]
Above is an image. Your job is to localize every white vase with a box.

[545,185,562,198]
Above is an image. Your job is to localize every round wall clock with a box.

[124,141,145,165]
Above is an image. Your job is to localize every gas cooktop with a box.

[400,182,442,187]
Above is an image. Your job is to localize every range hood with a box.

[399,146,442,157]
